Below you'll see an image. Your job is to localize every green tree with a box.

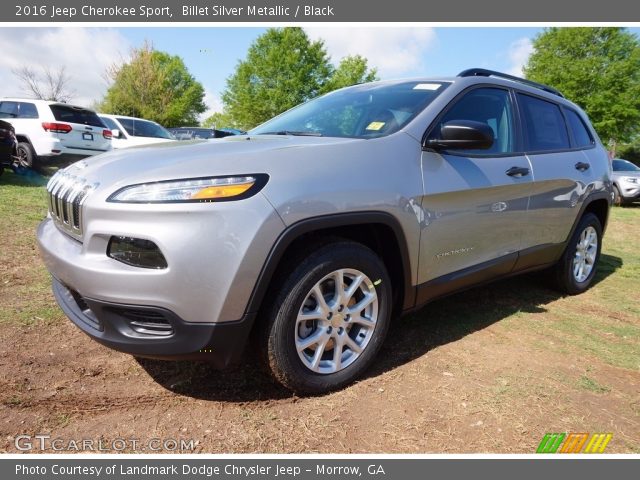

[524,27,640,154]
[322,55,379,94]
[221,28,377,130]
[201,111,238,129]
[100,43,206,127]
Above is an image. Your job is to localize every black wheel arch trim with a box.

[244,211,416,317]
[566,190,612,240]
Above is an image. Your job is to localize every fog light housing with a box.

[107,236,168,269]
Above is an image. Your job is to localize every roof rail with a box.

[457,68,564,98]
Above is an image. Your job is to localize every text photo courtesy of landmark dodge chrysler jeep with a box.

[37,69,612,394]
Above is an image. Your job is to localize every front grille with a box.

[46,170,97,241]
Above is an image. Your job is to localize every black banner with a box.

[4,0,640,22]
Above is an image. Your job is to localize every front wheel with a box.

[261,241,392,394]
[613,185,623,206]
[552,213,602,295]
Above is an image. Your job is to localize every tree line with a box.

[12,27,640,160]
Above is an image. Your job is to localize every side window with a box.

[18,102,39,119]
[517,93,570,152]
[435,88,514,154]
[564,108,594,148]
[0,101,19,118]
[100,117,119,131]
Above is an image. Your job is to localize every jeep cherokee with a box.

[37,69,613,393]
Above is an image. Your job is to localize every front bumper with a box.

[53,277,254,366]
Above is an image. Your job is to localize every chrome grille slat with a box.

[46,170,96,242]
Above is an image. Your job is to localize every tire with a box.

[612,185,623,206]
[261,241,392,394]
[552,212,602,295]
[14,142,35,175]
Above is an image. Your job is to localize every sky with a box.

[0,27,637,121]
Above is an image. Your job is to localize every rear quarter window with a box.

[564,108,594,148]
[517,93,570,152]
[18,102,39,119]
[49,105,105,128]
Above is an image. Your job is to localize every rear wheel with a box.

[13,142,35,174]
[261,241,392,394]
[552,213,602,295]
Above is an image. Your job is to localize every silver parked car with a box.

[611,158,640,205]
[37,69,612,393]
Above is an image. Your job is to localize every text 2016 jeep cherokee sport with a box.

[37,69,612,393]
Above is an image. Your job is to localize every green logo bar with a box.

[537,433,566,453]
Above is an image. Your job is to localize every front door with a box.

[418,87,533,293]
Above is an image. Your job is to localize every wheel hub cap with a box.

[295,268,379,375]
[573,225,598,283]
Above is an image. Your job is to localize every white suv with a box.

[98,114,175,149]
[0,98,112,169]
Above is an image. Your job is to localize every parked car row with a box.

[168,127,245,140]
[0,97,243,173]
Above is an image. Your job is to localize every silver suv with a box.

[37,69,612,393]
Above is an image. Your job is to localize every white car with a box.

[0,98,112,168]
[98,114,176,149]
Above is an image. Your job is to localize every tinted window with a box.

[612,159,640,172]
[116,118,173,139]
[49,105,105,127]
[99,117,119,131]
[435,87,514,154]
[518,94,570,151]
[0,101,19,118]
[564,108,593,148]
[18,102,39,118]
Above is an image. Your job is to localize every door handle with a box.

[575,161,590,172]
[506,166,530,177]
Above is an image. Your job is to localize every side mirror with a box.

[111,129,122,139]
[425,120,494,151]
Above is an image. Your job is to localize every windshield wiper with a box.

[258,130,322,137]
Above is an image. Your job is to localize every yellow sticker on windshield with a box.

[366,121,386,131]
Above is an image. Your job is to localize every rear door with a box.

[48,104,111,153]
[419,86,533,289]
[516,93,597,250]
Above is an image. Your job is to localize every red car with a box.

[0,119,18,175]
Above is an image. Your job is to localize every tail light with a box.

[103,129,112,139]
[42,122,72,134]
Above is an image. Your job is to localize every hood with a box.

[113,137,175,148]
[64,134,358,195]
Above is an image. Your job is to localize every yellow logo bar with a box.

[584,433,613,453]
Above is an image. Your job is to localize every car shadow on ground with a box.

[138,253,623,402]
[0,168,49,187]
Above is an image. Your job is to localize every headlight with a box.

[108,174,268,203]
[622,176,638,184]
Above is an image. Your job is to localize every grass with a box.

[577,375,611,393]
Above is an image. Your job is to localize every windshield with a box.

[250,81,449,139]
[116,118,173,139]
[613,159,640,172]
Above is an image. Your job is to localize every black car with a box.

[0,119,17,175]
[168,127,245,140]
